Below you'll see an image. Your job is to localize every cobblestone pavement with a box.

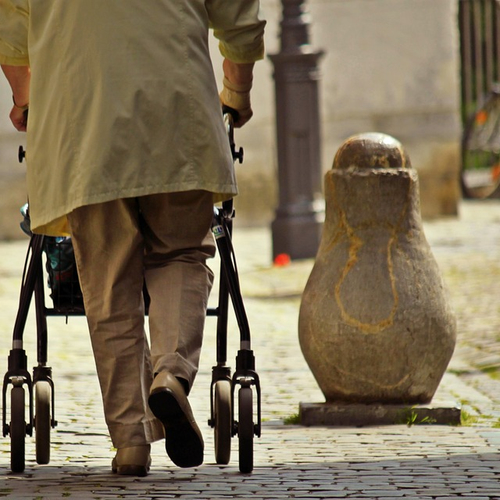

[0,199,498,499]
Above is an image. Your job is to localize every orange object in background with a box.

[476,110,488,125]
[274,253,291,266]
[492,164,500,180]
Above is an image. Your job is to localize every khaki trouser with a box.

[67,191,215,448]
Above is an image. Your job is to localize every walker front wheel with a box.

[238,386,253,473]
[214,380,232,465]
[10,385,26,473]
[35,381,51,464]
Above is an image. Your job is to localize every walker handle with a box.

[222,105,240,124]
[223,107,243,164]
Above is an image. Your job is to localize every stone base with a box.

[299,401,461,427]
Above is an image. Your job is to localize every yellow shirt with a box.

[0,0,265,235]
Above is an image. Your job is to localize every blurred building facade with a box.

[0,0,460,239]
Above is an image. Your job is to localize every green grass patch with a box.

[480,366,500,379]
[460,409,480,426]
[283,413,300,425]
[396,407,436,427]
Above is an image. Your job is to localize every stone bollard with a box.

[299,133,457,406]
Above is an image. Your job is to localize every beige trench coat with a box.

[0,0,265,235]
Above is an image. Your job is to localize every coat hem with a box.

[31,183,238,236]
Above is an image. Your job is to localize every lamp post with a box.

[269,0,324,260]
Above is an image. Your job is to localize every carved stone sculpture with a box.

[299,133,456,403]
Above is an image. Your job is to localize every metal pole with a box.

[269,0,324,260]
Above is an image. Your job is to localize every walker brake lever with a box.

[18,146,26,163]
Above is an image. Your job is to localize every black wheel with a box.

[35,382,51,465]
[238,386,253,473]
[462,87,500,199]
[214,380,232,465]
[10,386,26,473]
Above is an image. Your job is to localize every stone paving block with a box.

[457,497,494,500]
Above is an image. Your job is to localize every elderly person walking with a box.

[0,0,265,476]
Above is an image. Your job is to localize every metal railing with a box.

[459,0,500,122]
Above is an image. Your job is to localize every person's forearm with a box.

[1,64,30,107]
[220,59,255,127]
[222,59,254,86]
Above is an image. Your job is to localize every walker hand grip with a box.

[222,105,240,124]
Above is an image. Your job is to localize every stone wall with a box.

[0,0,461,239]
[313,0,462,219]
[212,0,462,225]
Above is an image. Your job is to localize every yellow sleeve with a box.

[0,0,29,65]
[206,0,266,64]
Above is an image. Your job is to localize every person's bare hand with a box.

[219,78,252,128]
[1,65,31,131]
[10,105,28,132]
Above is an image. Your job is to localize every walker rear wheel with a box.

[10,385,26,473]
[35,382,51,464]
[214,380,232,465]
[238,386,253,473]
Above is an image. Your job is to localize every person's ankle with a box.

[176,377,190,395]
[152,372,190,395]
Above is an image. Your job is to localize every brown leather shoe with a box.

[148,371,204,468]
[111,445,151,476]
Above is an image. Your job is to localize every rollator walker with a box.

[2,110,261,474]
